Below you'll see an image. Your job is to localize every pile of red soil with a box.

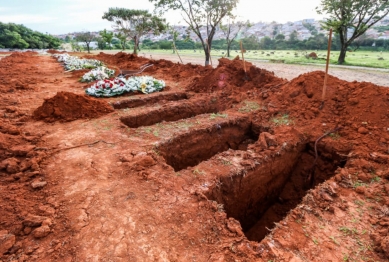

[87,52,211,81]
[187,56,286,92]
[274,71,389,152]
[0,53,41,92]
[307,52,318,59]
[33,91,114,122]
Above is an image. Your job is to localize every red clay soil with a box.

[33,91,114,122]
[85,52,212,81]
[1,51,389,261]
[187,56,286,92]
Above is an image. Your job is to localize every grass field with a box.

[96,49,389,69]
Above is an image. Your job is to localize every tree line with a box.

[0,22,61,49]
[98,0,388,65]
[138,34,389,52]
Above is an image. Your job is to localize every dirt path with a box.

[1,52,389,262]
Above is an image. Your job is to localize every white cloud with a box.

[0,14,55,24]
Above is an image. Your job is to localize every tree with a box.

[316,0,389,64]
[151,0,239,65]
[0,29,29,49]
[99,29,114,49]
[102,8,166,55]
[0,22,60,49]
[75,31,94,53]
[220,18,251,57]
[115,32,128,50]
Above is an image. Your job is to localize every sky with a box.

[0,0,327,35]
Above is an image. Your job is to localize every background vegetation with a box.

[0,22,61,49]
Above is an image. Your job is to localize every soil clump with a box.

[33,91,114,122]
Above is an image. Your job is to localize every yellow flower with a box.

[140,82,147,93]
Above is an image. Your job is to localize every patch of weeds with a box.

[354,200,365,206]
[330,236,340,245]
[193,169,205,176]
[339,227,358,236]
[238,101,261,113]
[219,158,232,165]
[312,238,319,245]
[152,145,160,155]
[270,114,294,126]
[175,172,181,176]
[328,131,341,140]
[210,113,228,119]
[153,130,159,137]
[370,176,380,183]
[144,127,153,134]
[353,180,367,188]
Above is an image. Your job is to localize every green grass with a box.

[91,49,389,69]
[209,113,228,119]
[270,114,294,126]
[238,101,262,113]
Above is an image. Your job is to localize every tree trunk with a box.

[86,43,90,53]
[205,51,210,66]
[227,41,231,57]
[338,47,347,64]
[133,37,138,55]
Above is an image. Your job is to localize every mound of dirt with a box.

[88,52,211,81]
[187,56,286,92]
[308,52,318,59]
[33,91,114,122]
[277,71,389,147]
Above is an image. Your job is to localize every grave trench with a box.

[206,142,348,243]
[158,116,258,171]
[112,91,188,109]
[120,95,230,128]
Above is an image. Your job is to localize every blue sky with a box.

[0,0,325,35]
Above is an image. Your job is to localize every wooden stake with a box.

[321,28,333,109]
[172,42,183,64]
[240,40,248,80]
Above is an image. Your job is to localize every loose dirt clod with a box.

[33,91,114,122]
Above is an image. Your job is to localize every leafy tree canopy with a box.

[102,8,166,54]
[0,22,61,49]
[150,0,239,65]
[316,0,389,64]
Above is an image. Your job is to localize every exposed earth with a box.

[1,51,389,262]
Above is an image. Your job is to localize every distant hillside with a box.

[0,22,61,49]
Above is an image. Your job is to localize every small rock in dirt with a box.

[23,227,32,235]
[0,158,20,174]
[0,230,16,254]
[132,154,156,168]
[358,127,369,134]
[31,180,47,189]
[355,186,365,194]
[357,172,372,182]
[226,217,244,236]
[32,225,50,238]
[22,214,48,227]
[38,205,56,216]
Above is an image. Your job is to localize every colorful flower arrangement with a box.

[53,54,104,71]
[79,66,115,82]
[85,76,165,97]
